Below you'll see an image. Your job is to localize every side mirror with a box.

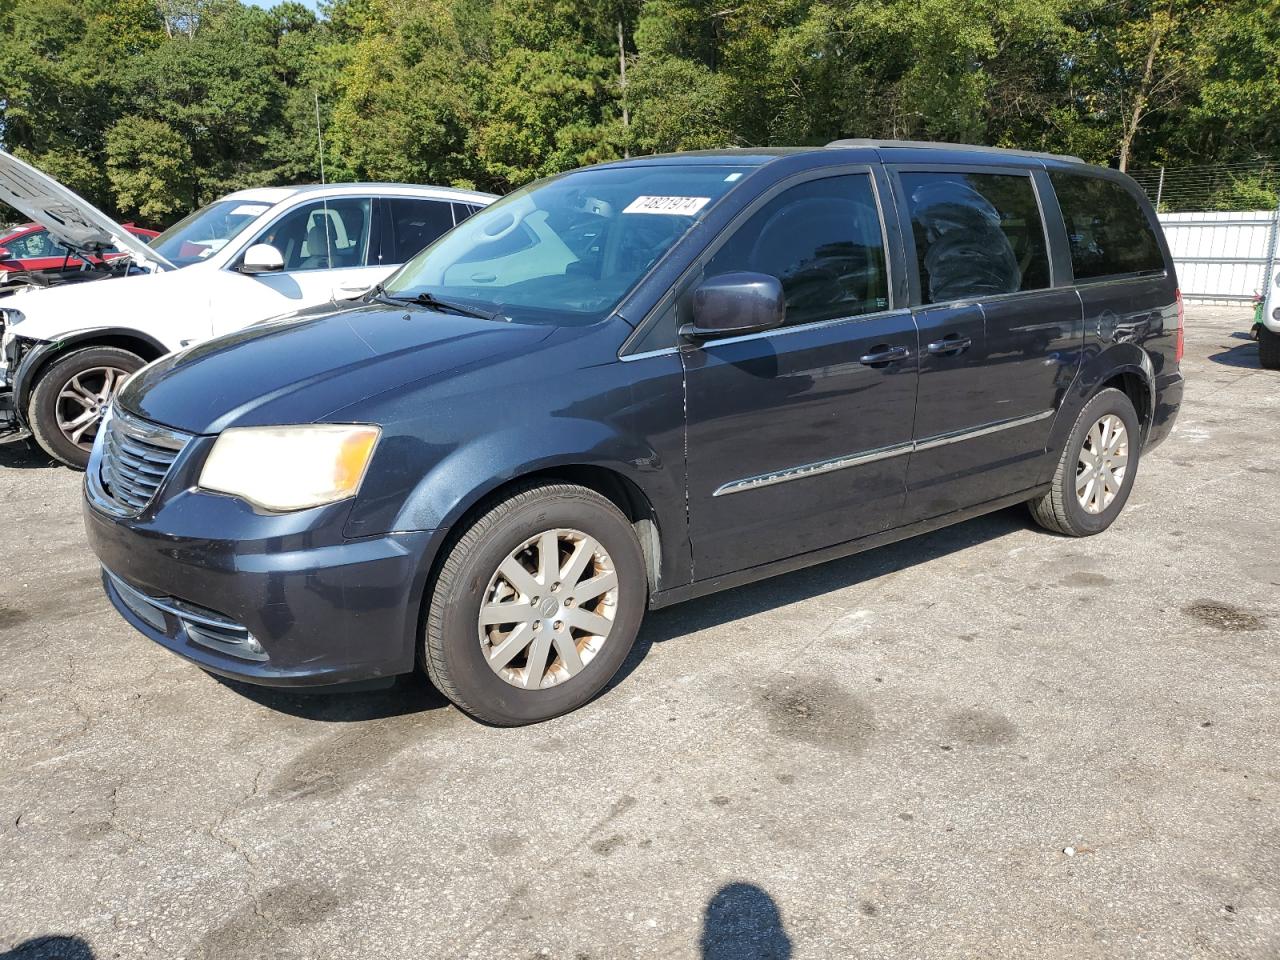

[0,247,12,261]
[682,271,785,340]
[240,243,285,275]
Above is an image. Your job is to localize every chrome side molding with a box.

[712,409,1054,496]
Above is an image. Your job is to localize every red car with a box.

[0,221,159,273]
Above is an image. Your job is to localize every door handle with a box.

[926,334,973,356]
[859,344,911,367]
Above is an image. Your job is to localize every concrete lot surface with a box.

[1,308,1277,959]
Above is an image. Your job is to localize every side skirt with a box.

[649,483,1050,610]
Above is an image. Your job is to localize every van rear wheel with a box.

[1029,387,1140,537]
[423,482,647,725]
[28,346,145,469]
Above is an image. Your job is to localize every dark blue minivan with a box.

[83,141,1184,724]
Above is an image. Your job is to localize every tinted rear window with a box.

[900,171,1051,304]
[1049,173,1166,281]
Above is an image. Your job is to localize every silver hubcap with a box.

[478,528,619,690]
[56,366,126,450]
[1076,414,1128,514]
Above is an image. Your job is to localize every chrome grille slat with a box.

[110,455,161,485]
[94,405,191,517]
[118,439,175,466]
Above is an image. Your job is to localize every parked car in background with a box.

[0,221,159,274]
[0,150,495,467]
[83,140,1183,725]
[1259,266,1280,370]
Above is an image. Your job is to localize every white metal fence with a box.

[1157,208,1280,306]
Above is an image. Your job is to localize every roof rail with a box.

[825,138,1085,165]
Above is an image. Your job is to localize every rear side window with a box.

[704,174,889,327]
[900,171,1050,304]
[1050,173,1165,281]
[385,198,455,263]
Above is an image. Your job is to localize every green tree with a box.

[105,115,193,221]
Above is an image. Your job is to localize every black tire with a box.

[1260,325,1280,371]
[28,346,145,469]
[1029,387,1140,537]
[424,482,647,725]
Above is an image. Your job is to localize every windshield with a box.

[151,199,274,267]
[382,165,754,325]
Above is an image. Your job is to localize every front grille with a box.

[97,405,191,516]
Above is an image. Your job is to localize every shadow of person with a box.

[0,936,96,959]
[700,882,792,960]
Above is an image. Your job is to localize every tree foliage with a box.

[0,0,1277,225]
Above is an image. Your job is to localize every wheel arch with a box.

[1040,344,1156,486]
[430,463,668,596]
[13,328,169,418]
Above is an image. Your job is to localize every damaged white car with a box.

[0,150,494,467]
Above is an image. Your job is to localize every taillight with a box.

[1175,288,1185,363]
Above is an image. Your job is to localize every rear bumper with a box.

[84,492,437,687]
[1146,369,1184,452]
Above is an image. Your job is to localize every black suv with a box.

[83,140,1184,725]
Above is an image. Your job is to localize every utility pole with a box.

[618,20,630,159]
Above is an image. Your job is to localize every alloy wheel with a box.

[477,528,619,690]
[1076,413,1128,514]
[56,366,126,451]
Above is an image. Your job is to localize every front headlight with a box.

[199,424,381,512]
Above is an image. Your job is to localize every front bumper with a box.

[83,488,438,688]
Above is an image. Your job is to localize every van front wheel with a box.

[28,346,145,469]
[423,482,648,725]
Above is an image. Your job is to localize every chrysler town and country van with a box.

[83,141,1184,725]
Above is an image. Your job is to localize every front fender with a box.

[1040,341,1155,483]
[11,327,169,423]
[345,417,687,589]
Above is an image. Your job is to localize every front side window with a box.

[703,174,890,327]
[901,171,1051,304]
[384,198,456,263]
[251,197,373,272]
[383,164,754,326]
[1050,173,1165,281]
[152,199,273,267]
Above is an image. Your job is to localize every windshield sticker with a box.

[229,204,270,217]
[623,196,711,216]
[724,172,744,182]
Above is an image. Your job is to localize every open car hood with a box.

[0,149,175,272]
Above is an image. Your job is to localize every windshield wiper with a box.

[374,286,501,322]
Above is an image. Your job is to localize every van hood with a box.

[119,300,556,434]
[0,149,174,272]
